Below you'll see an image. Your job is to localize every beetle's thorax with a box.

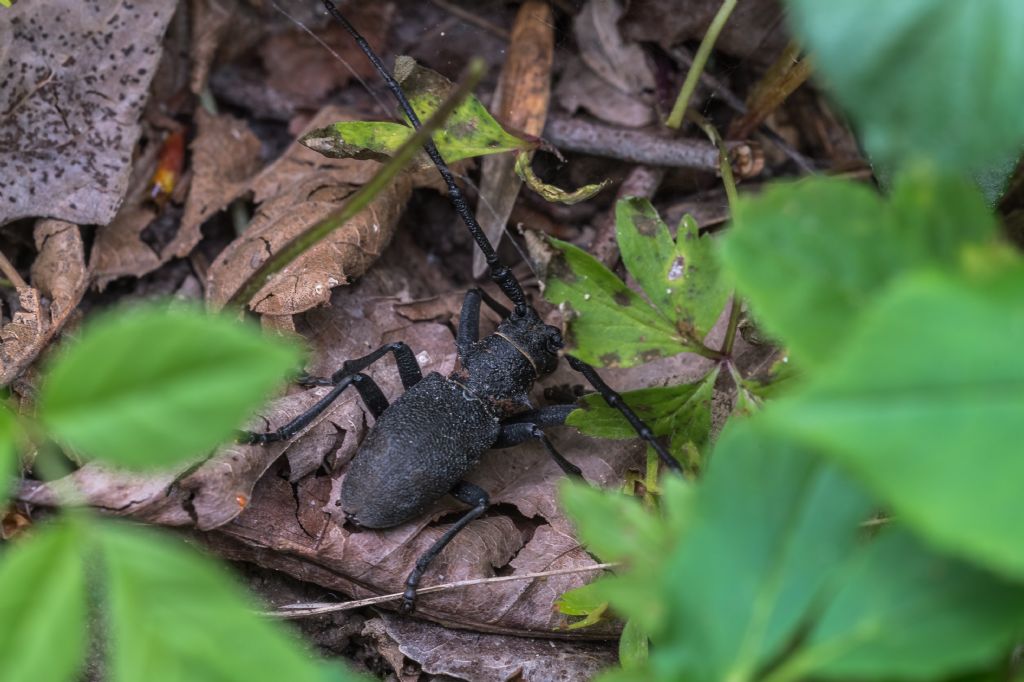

[452,306,563,416]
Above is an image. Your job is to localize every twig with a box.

[544,115,761,178]
[265,562,620,619]
[0,249,28,290]
[224,59,486,312]
[666,0,738,129]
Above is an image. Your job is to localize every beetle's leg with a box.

[239,372,388,444]
[299,342,423,391]
[494,421,583,478]
[401,481,489,614]
[501,404,576,429]
[565,355,683,474]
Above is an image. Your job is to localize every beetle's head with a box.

[496,305,563,377]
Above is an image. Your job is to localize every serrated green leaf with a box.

[568,367,718,454]
[514,152,610,205]
[542,237,694,366]
[720,171,998,365]
[786,0,1024,171]
[38,304,302,469]
[619,618,649,670]
[615,198,728,338]
[0,519,88,682]
[762,268,1024,580]
[775,530,1024,681]
[301,58,531,166]
[97,521,349,682]
[0,404,19,502]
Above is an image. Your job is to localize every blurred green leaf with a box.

[619,618,649,670]
[785,0,1024,171]
[301,57,530,166]
[97,521,350,682]
[0,404,19,502]
[720,171,997,365]
[38,304,301,469]
[776,529,1024,681]
[542,238,696,366]
[649,423,874,681]
[560,481,665,564]
[616,198,728,339]
[568,367,718,456]
[763,268,1024,579]
[0,520,87,682]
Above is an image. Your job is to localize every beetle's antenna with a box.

[322,0,529,315]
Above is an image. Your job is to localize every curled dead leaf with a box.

[1,220,88,386]
[206,106,413,315]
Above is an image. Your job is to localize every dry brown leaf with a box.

[91,111,261,287]
[190,0,239,94]
[174,109,263,257]
[575,0,656,98]
[206,106,411,315]
[260,3,395,108]
[0,0,176,226]
[554,57,656,129]
[621,0,787,62]
[90,207,162,288]
[378,612,617,681]
[0,220,87,386]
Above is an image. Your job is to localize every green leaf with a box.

[0,404,19,502]
[568,367,718,454]
[542,237,694,366]
[762,268,1024,579]
[651,423,875,681]
[615,198,728,339]
[560,481,666,564]
[776,529,1024,681]
[96,522,347,682]
[301,57,531,166]
[514,152,610,205]
[786,0,1024,171]
[555,582,610,630]
[619,618,649,670]
[720,171,997,365]
[0,520,88,682]
[38,304,301,469]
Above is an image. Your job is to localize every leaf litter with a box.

[0,0,869,677]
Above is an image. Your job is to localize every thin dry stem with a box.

[265,562,619,619]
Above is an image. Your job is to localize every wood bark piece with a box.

[474,0,555,278]
[0,220,88,386]
[0,0,177,226]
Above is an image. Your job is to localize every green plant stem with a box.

[224,59,486,313]
[720,295,743,357]
[665,0,738,129]
[689,111,739,210]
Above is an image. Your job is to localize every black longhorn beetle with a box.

[242,0,682,614]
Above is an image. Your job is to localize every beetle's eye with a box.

[546,330,563,352]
